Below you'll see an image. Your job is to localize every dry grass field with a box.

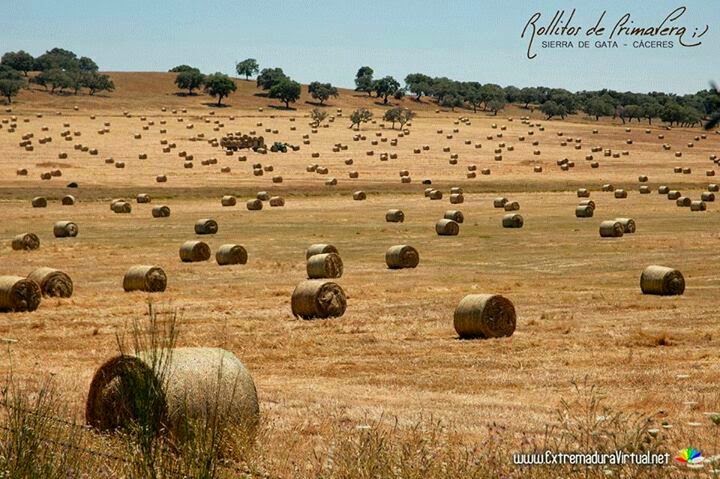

[1,72,719,476]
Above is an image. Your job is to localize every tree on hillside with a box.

[354,66,374,96]
[487,98,506,115]
[256,67,287,90]
[169,64,196,72]
[540,100,567,120]
[383,107,415,129]
[374,76,400,104]
[0,65,25,104]
[518,87,539,109]
[204,73,237,106]
[461,82,483,113]
[269,78,301,108]
[1,51,35,76]
[34,48,78,71]
[349,108,373,130]
[440,93,463,111]
[82,72,115,95]
[175,68,205,95]
[308,81,338,105]
[583,97,614,120]
[310,108,328,127]
[235,58,259,80]
[34,68,72,93]
[78,57,98,72]
[404,73,433,101]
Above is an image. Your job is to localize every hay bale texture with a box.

[27,267,73,298]
[385,245,419,269]
[599,220,624,238]
[502,214,523,228]
[85,347,259,439]
[436,219,459,236]
[0,276,42,312]
[216,244,248,266]
[640,265,685,296]
[444,210,464,223]
[194,219,218,235]
[615,218,636,233]
[179,241,211,262]
[123,265,167,293]
[32,197,47,208]
[385,209,404,223]
[306,253,343,279]
[453,294,516,339]
[53,221,78,238]
[152,205,171,218]
[291,280,347,319]
[306,244,338,260]
[11,233,40,251]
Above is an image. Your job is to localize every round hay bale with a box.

[348,171,359,178]
[578,199,596,209]
[676,197,691,207]
[503,201,520,211]
[428,190,443,200]
[179,240,211,262]
[436,219,459,236]
[667,190,681,200]
[32,196,47,208]
[493,197,508,208]
[0,276,41,312]
[137,194,151,204]
[27,267,73,298]
[194,219,218,235]
[111,201,132,214]
[602,184,614,192]
[269,196,285,207]
[353,191,366,201]
[385,245,419,269]
[638,175,649,182]
[614,189,628,199]
[85,347,259,440]
[449,193,464,204]
[12,233,40,251]
[640,265,685,296]
[123,265,167,292]
[615,218,636,233]
[61,195,75,206]
[256,191,270,201]
[700,192,715,202]
[708,184,719,192]
[216,244,248,266]
[502,214,523,228]
[444,210,464,223]
[453,294,516,339]
[385,209,404,223]
[306,244,338,259]
[658,186,670,194]
[221,195,237,207]
[639,186,651,194]
[53,221,78,238]
[690,200,706,211]
[291,280,346,319]
[306,253,343,279]
[246,199,263,211]
[156,175,167,183]
[575,205,594,218]
[577,189,590,198]
[599,220,623,238]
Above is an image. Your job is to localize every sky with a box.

[2,0,718,95]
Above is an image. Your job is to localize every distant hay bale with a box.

[156,175,167,183]
[575,205,594,218]
[353,191,366,201]
[444,210,464,223]
[291,280,346,319]
[246,199,263,211]
[449,193,464,204]
[534,166,543,173]
[111,201,132,214]
[269,196,285,207]
[385,245,419,269]
[61,195,76,206]
[136,194,151,204]
[306,244,338,260]
[690,200,706,211]
[385,209,404,223]
[667,190,681,200]
[700,192,715,202]
[503,201,519,211]
[578,199,595,209]
[436,219,459,236]
[708,184,719,192]
[123,265,167,293]
[306,253,343,279]
[85,347,259,440]
[216,244,248,266]
[502,214,523,228]
[194,219,218,235]
[639,186,650,194]
[577,189,590,198]
[493,197,508,208]
[11,233,40,251]
[638,175,648,182]
[325,178,338,186]
[0,276,41,312]
[614,189,627,199]
[428,190,443,200]
[599,220,624,238]
[179,240,211,262]
[53,221,78,238]
[221,195,237,207]
[27,267,73,298]
[676,197,691,207]
[640,265,685,296]
[453,294,516,339]
[31,197,47,208]
[615,218,636,234]
[602,184,614,192]
[348,171,359,178]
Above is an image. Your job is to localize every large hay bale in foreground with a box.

[152,205,171,218]
[306,244,338,259]
[599,220,623,238]
[291,280,347,319]
[179,241,211,262]
[216,244,248,266]
[11,233,40,251]
[27,267,73,298]
[615,218,636,234]
[123,265,167,293]
[640,265,685,296]
[502,214,523,228]
[0,276,41,312]
[453,294,516,339]
[307,253,343,279]
[85,347,259,440]
[194,219,218,235]
[385,209,404,223]
[32,197,47,208]
[436,219,459,236]
[385,245,419,269]
[53,221,78,238]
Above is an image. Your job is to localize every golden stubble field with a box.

[1,74,719,449]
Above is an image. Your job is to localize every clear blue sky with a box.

[2,0,718,94]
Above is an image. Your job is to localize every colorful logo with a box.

[675,448,704,466]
